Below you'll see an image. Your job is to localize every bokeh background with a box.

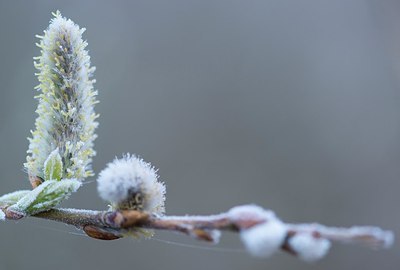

[0,1,399,269]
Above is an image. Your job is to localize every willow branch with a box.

[27,206,393,258]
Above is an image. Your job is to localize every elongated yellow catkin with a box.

[25,11,98,181]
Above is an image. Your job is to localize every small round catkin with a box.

[97,154,166,215]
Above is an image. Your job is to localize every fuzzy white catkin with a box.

[227,205,288,257]
[288,233,331,262]
[25,11,98,181]
[240,220,287,258]
[97,154,166,215]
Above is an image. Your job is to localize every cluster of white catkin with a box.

[25,11,98,181]
[229,205,394,261]
[227,205,331,261]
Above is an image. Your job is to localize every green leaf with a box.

[7,179,81,216]
[43,148,63,181]
[0,190,30,207]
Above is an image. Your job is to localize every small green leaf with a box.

[43,148,63,181]
[7,179,81,215]
[0,190,30,207]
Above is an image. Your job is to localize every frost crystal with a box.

[43,148,63,181]
[97,154,166,215]
[7,179,81,216]
[288,233,331,262]
[0,190,31,206]
[25,11,98,181]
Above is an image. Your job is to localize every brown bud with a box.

[83,225,121,240]
[191,229,218,242]
[29,175,43,189]
[5,209,25,220]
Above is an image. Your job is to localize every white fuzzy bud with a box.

[228,204,287,257]
[240,220,287,258]
[288,233,331,262]
[97,154,166,215]
[25,11,98,181]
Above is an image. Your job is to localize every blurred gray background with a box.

[0,0,399,269]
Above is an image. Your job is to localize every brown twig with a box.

[27,205,393,260]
